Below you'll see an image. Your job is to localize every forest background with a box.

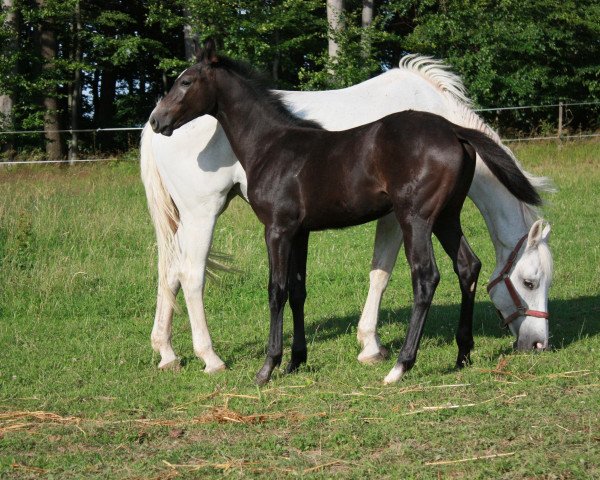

[0,0,599,160]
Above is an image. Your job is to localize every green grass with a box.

[0,140,599,478]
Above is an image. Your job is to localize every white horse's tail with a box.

[140,123,180,308]
[399,54,555,221]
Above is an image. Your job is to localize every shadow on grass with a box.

[223,294,600,369]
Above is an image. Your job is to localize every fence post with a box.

[558,102,563,140]
[69,129,79,164]
[496,110,500,137]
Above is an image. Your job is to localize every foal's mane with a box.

[214,56,323,130]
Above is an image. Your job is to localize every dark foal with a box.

[150,40,541,385]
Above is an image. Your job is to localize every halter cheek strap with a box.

[487,234,549,327]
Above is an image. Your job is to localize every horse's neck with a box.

[469,162,533,274]
[213,71,288,171]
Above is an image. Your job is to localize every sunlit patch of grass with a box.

[0,141,599,478]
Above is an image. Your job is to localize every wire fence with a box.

[1,100,599,166]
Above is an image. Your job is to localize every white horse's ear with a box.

[526,219,545,249]
[541,223,551,242]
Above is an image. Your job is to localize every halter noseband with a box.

[487,234,549,327]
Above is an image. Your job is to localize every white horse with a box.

[140,55,553,374]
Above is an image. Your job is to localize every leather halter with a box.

[487,234,550,327]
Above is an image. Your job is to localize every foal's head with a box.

[149,39,220,136]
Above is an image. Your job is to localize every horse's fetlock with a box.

[193,344,214,359]
[151,333,168,352]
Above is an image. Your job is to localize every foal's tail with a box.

[140,123,180,308]
[453,126,542,206]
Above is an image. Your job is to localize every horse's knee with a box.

[421,268,440,290]
[288,286,306,311]
[268,282,288,310]
[179,266,205,294]
[413,269,440,306]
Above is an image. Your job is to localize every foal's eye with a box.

[181,79,191,87]
[523,280,535,290]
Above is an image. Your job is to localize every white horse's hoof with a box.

[159,358,181,371]
[358,346,389,365]
[383,364,405,384]
[204,362,226,374]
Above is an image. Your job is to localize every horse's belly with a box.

[302,194,392,231]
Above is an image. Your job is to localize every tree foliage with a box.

[0,0,598,158]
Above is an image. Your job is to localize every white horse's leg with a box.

[151,258,181,370]
[357,213,403,364]
[178,214,226,373]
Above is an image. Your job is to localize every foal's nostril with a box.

[149,116,159,132]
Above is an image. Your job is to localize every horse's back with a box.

[281,69,450,131]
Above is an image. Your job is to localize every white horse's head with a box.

[488,219,553,350]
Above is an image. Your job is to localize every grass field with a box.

[0,140,599,478]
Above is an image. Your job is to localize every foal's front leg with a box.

[255,226,294,385]
[286,230,310,374]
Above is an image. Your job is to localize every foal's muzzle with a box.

[149,115,173,136]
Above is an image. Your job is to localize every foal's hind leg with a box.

[286,230,310,374]
[384,217,440,384]
[357,213,401,364]
[433,218,481,368]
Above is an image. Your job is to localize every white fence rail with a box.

[1,100,598,166]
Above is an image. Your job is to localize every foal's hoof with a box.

[358,346,389,365]
[383,363,406,384]
[159,359,181,372]
[285,359,305,374]
[255,367,273,386]
[204,362,227,374]
[285,350,307,374]
[455,353,471,370]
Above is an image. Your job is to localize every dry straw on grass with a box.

[193,406,326,425]
[0,405,327,437]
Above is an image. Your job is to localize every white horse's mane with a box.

[398,54,555,226]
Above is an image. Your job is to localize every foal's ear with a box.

[195,38,219,65]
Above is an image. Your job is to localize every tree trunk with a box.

[182,6,197,62]
[97,68,116,128]
[37,0,64,160]
[68,0,81,163]
[92,69,100,120]
[361,0,374,58]
[326,0,344,60]
[162,70,168,96]
[1,0,18,159]
[362,0,373,28]
[272,30,280,82]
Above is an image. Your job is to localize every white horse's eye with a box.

[523,280,535,290]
